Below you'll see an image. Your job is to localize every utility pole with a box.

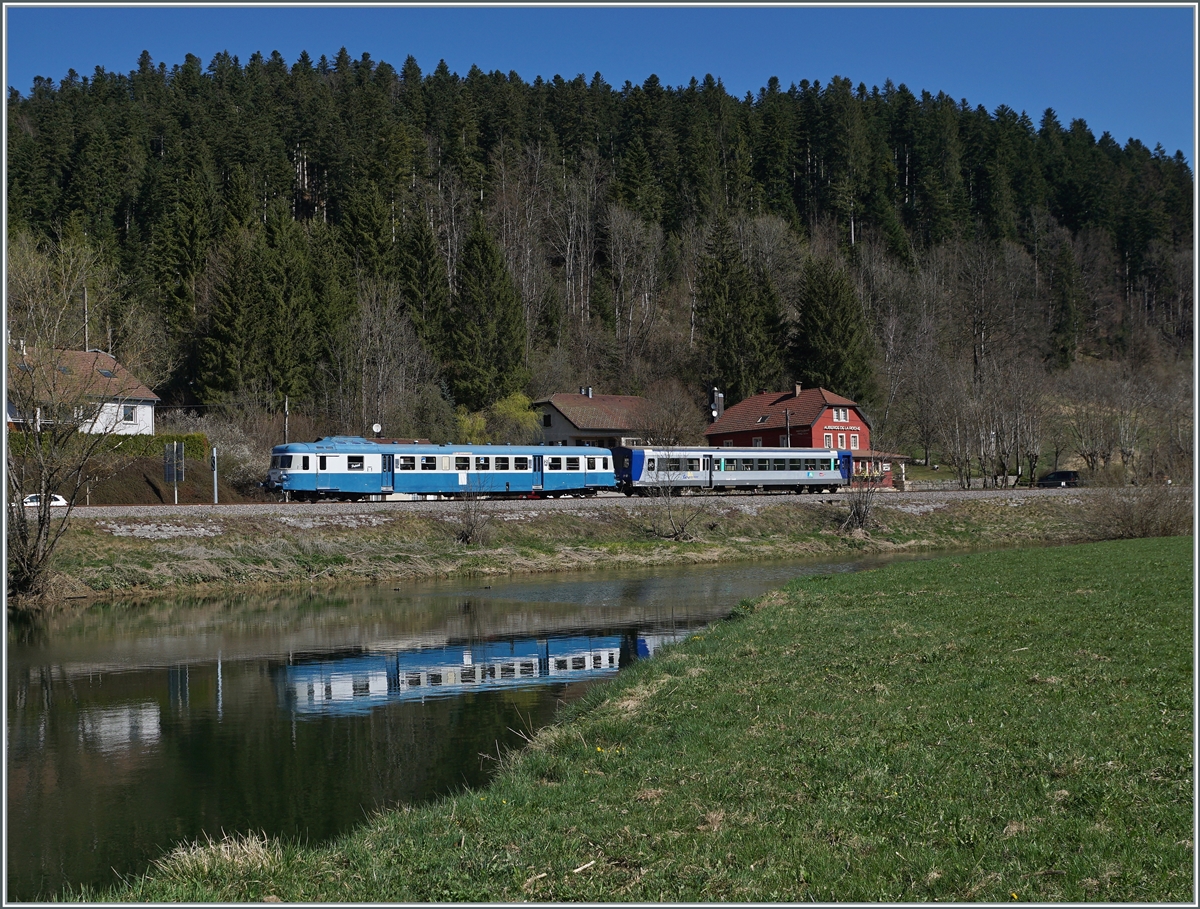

[284,395,289,444]
[784,409,792,447]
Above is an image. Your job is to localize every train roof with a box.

[271,436,614,455]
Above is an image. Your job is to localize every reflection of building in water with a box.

[78,703,161,753]
[282,636,623,716]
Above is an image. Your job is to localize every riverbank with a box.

[35,491,1087,608]
[86,536,1193,902]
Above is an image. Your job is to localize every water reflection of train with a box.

[278,632,688,716]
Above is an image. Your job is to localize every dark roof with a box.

[7,348,159,404]
[536,393,649,432]
[704,387,862,437]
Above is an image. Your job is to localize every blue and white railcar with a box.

[265,436,616,501]
[613,446,853,495]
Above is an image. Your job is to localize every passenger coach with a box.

[265,436,616,501]
[614,445,853,495]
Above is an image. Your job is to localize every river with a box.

[6,554,919,900]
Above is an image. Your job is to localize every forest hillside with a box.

[6,49,1193,484]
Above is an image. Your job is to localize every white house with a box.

[6,348,159,436]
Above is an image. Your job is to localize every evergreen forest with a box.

[6,49,1193,481]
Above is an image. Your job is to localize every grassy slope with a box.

[94,537,1194,902]
[52,495,1077,599]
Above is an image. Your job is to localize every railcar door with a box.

[532,455,544,492]
[380,454,394,493]
[702,455,714,489]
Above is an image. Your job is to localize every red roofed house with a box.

[704,384,900,486]
[534,387,649,448]
[7,347,160,435]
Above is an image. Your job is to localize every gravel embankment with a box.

[68,486,1085,523]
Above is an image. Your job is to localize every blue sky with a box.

[4,3,1196,165]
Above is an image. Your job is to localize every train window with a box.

[667,458,681,471]
[757,459,769,471]
[586,457,596,470]
[566,457,580,470]
[554,658,568,671]
[788,459,802,470]
[441,456,451,471]
[319,456,327,471]
[687,458,700,471]
[278,455,293,468]
[740,459,756,471]
[455,456,470,471]
[348,456,364,471]
[428,672,442,686]
[399,456,415,470]
[773,459,786,471]
[548,457,562,470]
[603,457,609,470]
[622,457,630,469]
[494,456,510,470]
[420,456,436,471]
[475,456,490,470]
[646,458,656,471]
[302,456,309,470]
[514,456,529,470]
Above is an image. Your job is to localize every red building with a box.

[704,384,900,486]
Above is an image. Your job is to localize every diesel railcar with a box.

[265,436,616,501]
[613,445,853,495]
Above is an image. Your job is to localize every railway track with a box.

[65,486,1089,522]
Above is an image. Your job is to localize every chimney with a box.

[587,386,593,398]
[794,382,803,398]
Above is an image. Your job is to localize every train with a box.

[263,436,852,501]
[263,436,616,501]
[612,445,854,495]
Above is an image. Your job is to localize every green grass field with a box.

[89,537,1193,902]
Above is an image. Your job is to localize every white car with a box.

[22,493,69,508]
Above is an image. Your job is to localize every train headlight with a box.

[279,472,289,482]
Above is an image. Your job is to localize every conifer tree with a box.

[791,255,877,404]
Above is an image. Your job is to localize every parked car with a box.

[22,493,69,507]
[1036,470,1080,488]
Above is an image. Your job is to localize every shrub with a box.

[1077,484,1192,541]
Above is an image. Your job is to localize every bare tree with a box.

[6,233,163,605]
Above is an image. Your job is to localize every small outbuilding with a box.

[533,387,649,448]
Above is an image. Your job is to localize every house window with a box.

[850,434,859,450]
[752,438,762,447]
[832,407,849,422]
[542,413,552,427]
[756,415,768,423]
[723,440,733,447]
[779,436,789,447]
[98,368,115,378]
[837,433,846,449]
[122,405,136,423]
[824,433,833,448]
